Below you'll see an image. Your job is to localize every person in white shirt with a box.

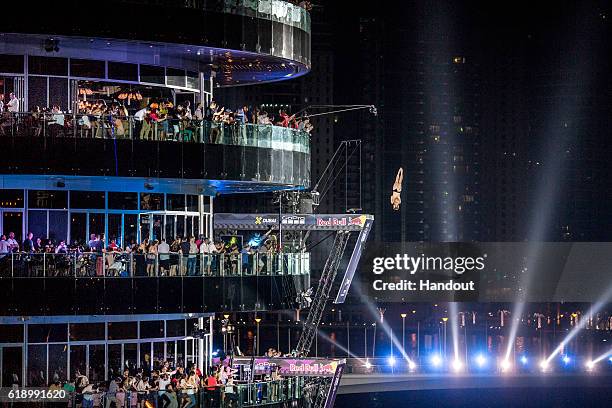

[199,237,217,275]
[158,238,170,275]
[6,232,19,252]
[0,94,4,112]
[0,234,10,259]
[7,93,19,113]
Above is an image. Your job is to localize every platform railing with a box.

[62,377,304,408]
[0,112,310,154]
[0,252,310,278]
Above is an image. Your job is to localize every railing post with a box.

[43,253,46,278]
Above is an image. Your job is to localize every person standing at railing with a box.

[7,92,19,113]
[188,237,198,276]
[134,106,148,139]
[199,237,217,276]
[7,231,19,253]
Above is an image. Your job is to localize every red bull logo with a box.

[316,217,348,227]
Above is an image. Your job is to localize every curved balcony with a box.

[2,0,311,85]
[0,113,311,193]
[0,252,311,315]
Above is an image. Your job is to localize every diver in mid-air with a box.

[390,167,403,210]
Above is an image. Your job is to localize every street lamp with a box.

[255,317,262,356]
[400,313,407,353]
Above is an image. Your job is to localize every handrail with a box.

[0,251,310,278]
[0,112,310,154]
[57,377,304,408]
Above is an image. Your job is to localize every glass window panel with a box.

[176,341,185,368]
[124,214,137,247]
[48,211,68,244]
[165,215,175,242]
[186,71,198,89]
[140,321,164,339]
[108,344,122,379]
[139,343,152,375]
[27,210,47,241]
[194,216,200,237]
[108,322,137,340]
[0,54,24,73]
[186,217,193,237]
[88,213,105,240]
[69,323,105,341]
[0,324,24,342]
[166,67,186,87]
[166,194,185,211]
[70,59,105,78]
[0,189,24,208]
[70,213,86,246]
[153,342,165,371]
[186,195,198,212]
[108,192,137,210]
[89,345,105,383]
[108,214,122,248]
[29,56,68,76]
[70,191,105,209]
[28,324,67,343]
[108,62,138,82]
[69,345,86,380]
[123,343,137,373]
[140,193,164,211]
[27,76,47,110]
[140,214,150,242]
[176,215,185,239]
[2,347,22,387]
[49,344,67,384]
[28,190,68,209]
[140,65,165,84]
[153,215,163,241]
[3,211,23,243]
[166,320,185,337]
[27,345,47,386]
[165,341,175,366]
[48,77,68,110]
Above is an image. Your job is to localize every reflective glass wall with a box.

[0,189,211,247]
[0,314,212,387]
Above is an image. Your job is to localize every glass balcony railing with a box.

[62,377,304,408]
[0,112,310,154]
[0,252,310,278]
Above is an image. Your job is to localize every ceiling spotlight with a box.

[430,354,442,367]
[539,360,549,372]
[586,361,595,371]
[408,361,417,371]
[43,38,60,53]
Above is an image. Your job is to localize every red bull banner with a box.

[248,357,345,377]
[214,213,373,231]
